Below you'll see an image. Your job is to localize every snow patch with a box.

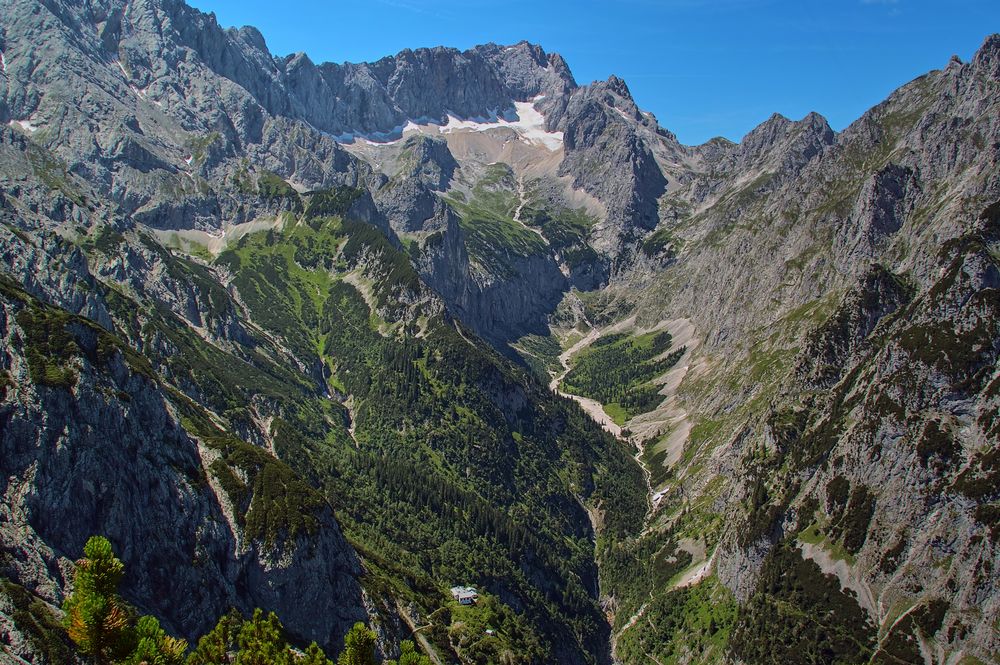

[9,119,39,133]
[359,124,408,144]
[184,155,194,166]
[1,51,7,75]
[116,60,157,103]
[437,99,563,150]
[614,106,634,123]
[334,97,563,151]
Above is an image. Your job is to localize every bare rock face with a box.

[0,258,367,656]
[713,206,1000,662]
[794,264,912,389]
[837,163,920,265]
[550,77,669,263]
[610,34,1000,665]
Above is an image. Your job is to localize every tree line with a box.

[62,536,431,665]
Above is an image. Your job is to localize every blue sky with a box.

[187,0,999,145]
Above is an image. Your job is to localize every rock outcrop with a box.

[0,273,367,653]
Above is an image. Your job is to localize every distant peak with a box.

[236,25,267,51]
[973,33,1000,74]
[507,39,538,52]
[978,33,1000,53]
[757,111,830,134]
[605,75,632,99]
[802,111,832,130]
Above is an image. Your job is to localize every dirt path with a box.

[395,600,445,665]
[511,175,546,239]
[548,317,700,496]
[549,325,624,438]
[549,319,710,664]
[614,601,649,640]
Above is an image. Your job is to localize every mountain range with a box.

[0,0,998,663]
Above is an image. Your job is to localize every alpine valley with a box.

[0,0,998,663]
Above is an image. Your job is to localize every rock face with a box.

[720,209,1000,660]
[0,232,367,653]
[552,77,669,262]
[0,0,673,344]
[793,264,912,389]
[617,34,1000,665]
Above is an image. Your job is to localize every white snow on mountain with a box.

[335,97,563,151]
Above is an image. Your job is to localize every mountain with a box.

[0,0,997,663]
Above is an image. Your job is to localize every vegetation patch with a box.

[511,332,562,380]
[257,171,299,202]
[601,531,692,632]
[615,577,737,665]
[562,330,684,422]
[4,280,153,391]
[176,395,327,545]
[303,186,364,219]
[872,611,924,664]
[729,542,876,664]
[442,593,546,664]
[0,577,75,663]
[443,167,548,276]
[186,131,221,164]
[640,435,675,488]
[640,227,681,259]
[87,225,126,255]
[522,204,598,270]
[206,209,649,661]
[917,418,958,469]
[15,305,79,389]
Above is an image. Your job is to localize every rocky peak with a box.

[479,40,577,98]
[973,33,1000,74]
[395,135,458,191]
[603,74,633,100]
[726,110,835,175]
[41,0,577,140]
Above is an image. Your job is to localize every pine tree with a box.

[235,609,293,665]
[336,623,377,665]
[386,640,431,665]
[123,615,187,665]
[62,536,135,665]
[186,609,242,664]
[301,642,333,665]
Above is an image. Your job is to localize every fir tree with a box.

[235,609,292,665]
[185,609,242,664]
